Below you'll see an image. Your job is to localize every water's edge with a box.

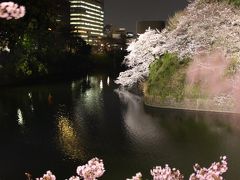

[144,95,239,114]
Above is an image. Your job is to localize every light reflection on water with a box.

[116,90,165,146]
[57,114,85,160]
[0,74,240,179]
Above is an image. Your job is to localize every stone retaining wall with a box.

[144,95,236,113]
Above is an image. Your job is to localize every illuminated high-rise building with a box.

[69,0,104,45]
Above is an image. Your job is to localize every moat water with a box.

[0,74,240,179]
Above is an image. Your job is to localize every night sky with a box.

[104,0,189,32]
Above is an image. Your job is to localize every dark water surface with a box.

[0,74,240,180]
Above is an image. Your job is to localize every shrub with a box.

[147,53,189,101]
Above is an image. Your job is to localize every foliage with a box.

[184,84,204,99]
[203,0,240,6]
[166,10,184,31]
[117,0,240,88]
[126,172,142,180]
[129,156,227,180]
[76,158,105,180]
[151,165,184,180]
[35,157,105,180]
[189,156,228,180]
[13,32,48,76]
[16,54,48,76]
[230,0,240,6]
[0,0,60,78]
[36,171,56,180]
[0,0,93,81]
[185,51,240,110]
[147,53,189,101]
[0,2,25,20]
[225,57,239,76]
[115,29,162,87]
[31,156,228,180]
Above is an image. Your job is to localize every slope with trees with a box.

[116,0,240,112]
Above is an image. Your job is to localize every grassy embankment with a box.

[144,53,238,111]
[144,53,192,104]
[144,0,240,110]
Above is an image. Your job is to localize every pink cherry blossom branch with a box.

[28,156,228,180]
[0,1,25,20]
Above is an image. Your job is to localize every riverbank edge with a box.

[141,73,240,114]
[0,68,121,88]
[143,95,239,114]
[0,72,87,87]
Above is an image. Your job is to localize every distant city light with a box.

[107,77,110,86]
[70,0,104,45]
[30,105,34,111]
[100,80,103,89]
[71,81,76,89]
[28,92,32,99]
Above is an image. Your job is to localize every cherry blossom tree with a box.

[126,156,227,180]
[115,29,164,87]
[116,0,240,88]
[28,156,228,180]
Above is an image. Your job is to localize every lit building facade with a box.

[70,0,104,45]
